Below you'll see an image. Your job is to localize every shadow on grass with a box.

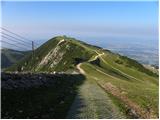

[66,93,87,119]
[1,72,86,119]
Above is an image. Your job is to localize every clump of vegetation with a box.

[115,59,123,64]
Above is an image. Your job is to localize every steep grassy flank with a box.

[99,53,158,84]
[7,36,157,77]
[95,50,158,78]
[7,36,96,72]
[80,63,158,118]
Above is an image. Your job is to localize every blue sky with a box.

[2,1,158,44]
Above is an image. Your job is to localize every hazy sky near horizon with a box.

[2,1,158,43]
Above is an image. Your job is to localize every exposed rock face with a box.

[37,39,66,70]
[1,72,81,89]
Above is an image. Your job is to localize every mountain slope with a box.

[1,48,30,69]
[7,36,97,72]
[6,36,158,77]
[6,36,159,118]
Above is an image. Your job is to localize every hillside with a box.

[4,36,159,118]
[6,36,159,76]
[1,48,30,69]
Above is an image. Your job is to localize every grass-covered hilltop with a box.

[7,36,97,72]
[4,36,159,119]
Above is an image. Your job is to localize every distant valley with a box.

[107,46,158,67]
[80,37,158,67]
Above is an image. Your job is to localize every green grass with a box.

[80,62,158,118]
[103,90,132,118]
[6,36,96,72]
[4,35,159,118]
[98,52,158,84]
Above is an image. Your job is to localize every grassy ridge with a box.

[6,36,95,72]
[4,36,159,118]
[6,36,158,78]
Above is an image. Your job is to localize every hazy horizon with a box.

[1,1,158,65]
[2,1,158,40]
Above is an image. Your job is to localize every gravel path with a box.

[76,63,86,75]
[66,79,126,119]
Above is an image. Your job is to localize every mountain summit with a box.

[8,36,96,72]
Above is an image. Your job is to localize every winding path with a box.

[66,63,126,119]
[94,51,141,81]
[67,49,140,118]
[76,63,86,75]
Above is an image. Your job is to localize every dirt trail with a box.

[66,64,126,119]
[66,79,125,119]
[76,63,86,75]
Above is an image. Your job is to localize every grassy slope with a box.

[7,36,95,72]
[80,62,158,118]
[77,45,158,118]
[65,38,158,118]
[5,36,159,118]
[67,38,158,118]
